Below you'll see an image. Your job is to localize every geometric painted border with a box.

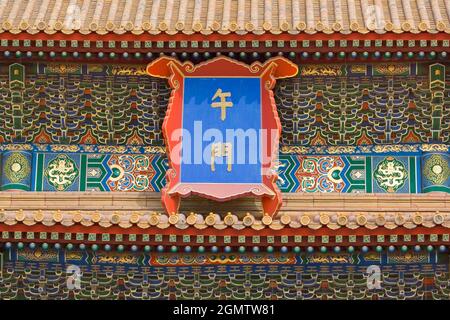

[32,152,167,192]
[1,144,447,194]
[0,142,448,155]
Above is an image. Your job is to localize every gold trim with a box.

[280,214,291,225]
[186,212,197,225]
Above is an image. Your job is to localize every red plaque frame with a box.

[147,57,298,217]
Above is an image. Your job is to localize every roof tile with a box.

[0,0,448,35]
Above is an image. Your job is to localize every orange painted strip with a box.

[0,31,448,42]
[0,223,448,238]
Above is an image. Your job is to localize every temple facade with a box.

[0,0,449,300]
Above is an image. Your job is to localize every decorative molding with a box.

[0,192,448,233]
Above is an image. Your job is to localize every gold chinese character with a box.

[211,142,232,172]
[211,88,233,121]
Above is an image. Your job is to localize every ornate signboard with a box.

[147,57,297,216]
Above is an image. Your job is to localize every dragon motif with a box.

[374,157,408,192]
[44,154,79,191]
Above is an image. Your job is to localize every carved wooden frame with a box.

[147,56,298,216]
